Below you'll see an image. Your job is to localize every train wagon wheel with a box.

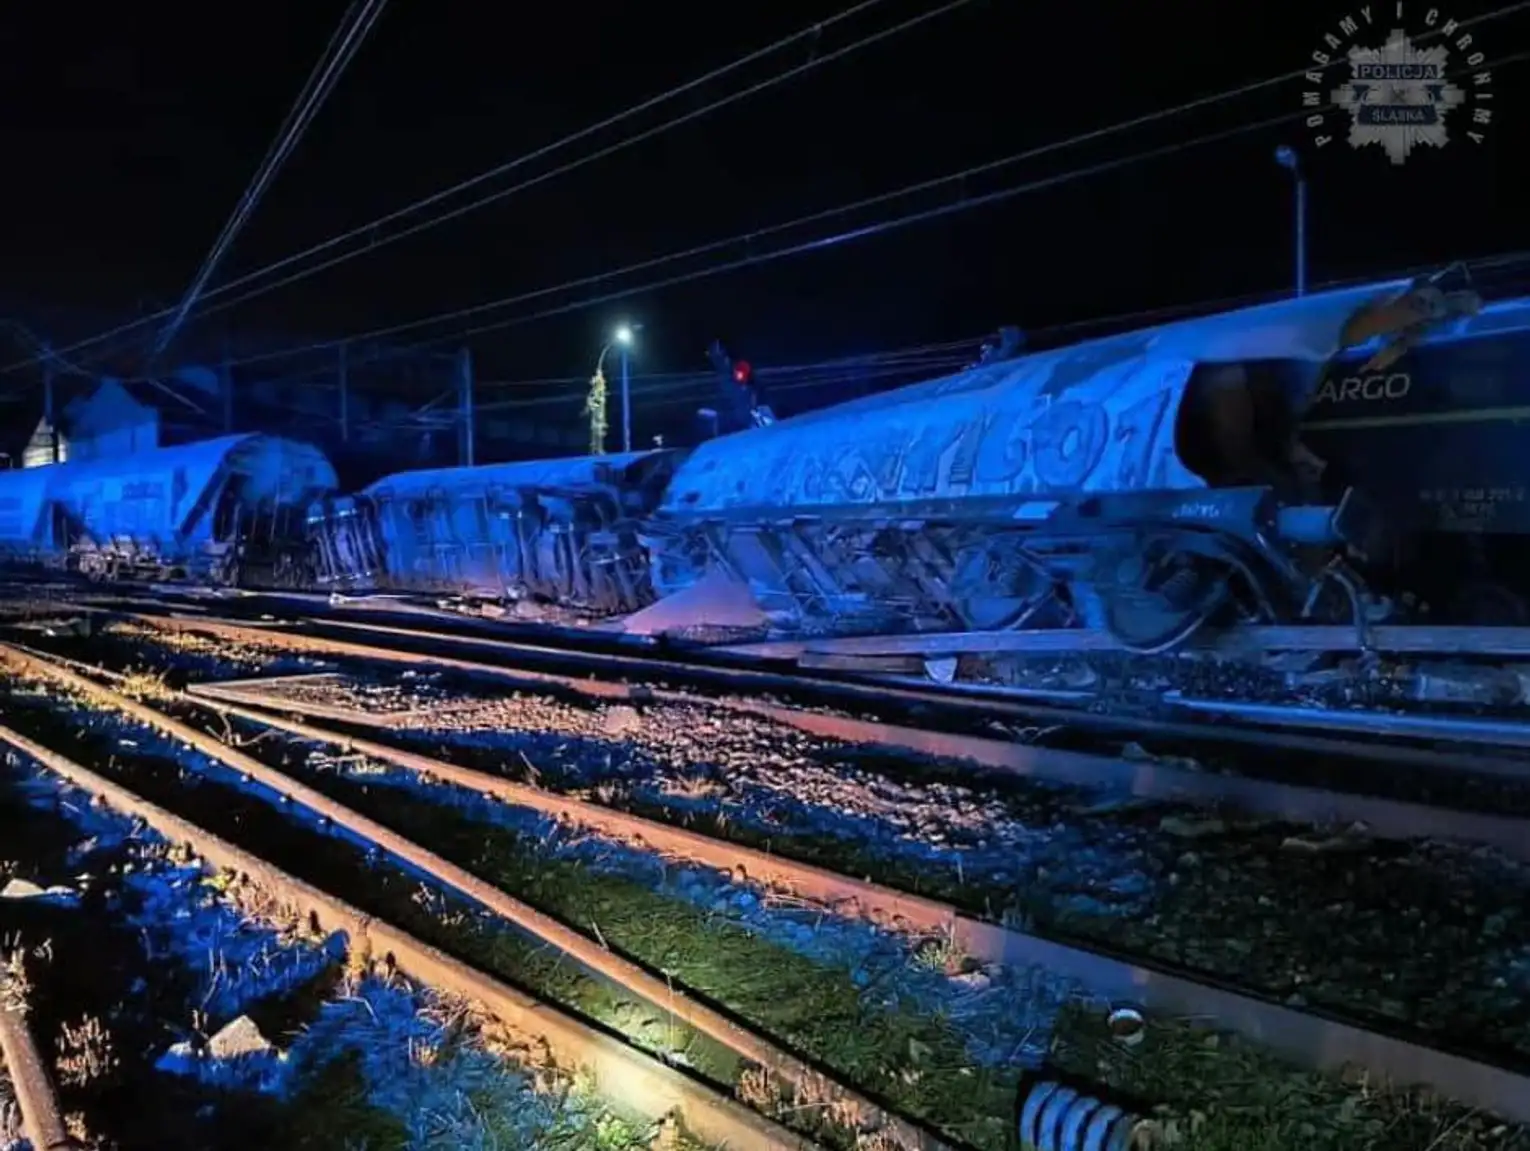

[948,541,1059,632]
[1098,538,1230,655]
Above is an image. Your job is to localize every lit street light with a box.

[1275,145,1307,297]
[588,322,642,455]
[613,322,640,453]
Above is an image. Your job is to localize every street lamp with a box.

[588,323,642,455]
[1275,145,1307,297]
[612,323,640,453]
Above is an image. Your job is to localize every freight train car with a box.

[648,274,1479,653]
[307,450,677,614]
[1301,296,1530,623]
[0,434,337,585]
[0,467,61,568]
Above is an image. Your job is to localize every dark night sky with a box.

[2,0,1527,437]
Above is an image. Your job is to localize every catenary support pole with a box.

[458,347,475,466]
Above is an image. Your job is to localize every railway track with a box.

[0,680,858,1148]
[35,581,1530,756]
[6,610,1530,1147]
[78,611,1530,863]
[0,980,69,1151]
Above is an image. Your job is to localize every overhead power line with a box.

[6,0,947,373]
[11,1,1522,391]
[477,352,977,413]
[80,0,1530,376]
[476,337,978,388]
[201,23,1527,369]
[149,0,388,365]
[211,42,1530,371]
[181,0,953,325]
[451,243,1530,414]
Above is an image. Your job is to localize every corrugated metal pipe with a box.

[1016,1077,1144,1151]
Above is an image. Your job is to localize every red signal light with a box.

[732,360,753,386]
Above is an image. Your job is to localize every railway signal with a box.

[707,341,775,433]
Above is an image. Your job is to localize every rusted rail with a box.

[136,615,1530,862]
[0,721,813,1150]
[0,644,947,1151]
[173,677,1530,1126]
[0,995,73,1151]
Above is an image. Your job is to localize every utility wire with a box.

[11,0,1521,379]
[182,0,940,325]
[8,0,938,372]
[66,0,1530,377]
[208,33,1530,368]
[477,355,975,412]
[476,338,979,388]
[149,0,388,367]
[212,57,1526,369]
[159,239,1530,436]
[465,243,1530,412]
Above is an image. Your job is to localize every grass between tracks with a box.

[276,765,1530,1151]
[8,664,1530,1151]
[0,768,409,1148]
[246,717,1530,1151]
[170,695,1530,1151]
[0,686,877,1149]
[1053,1009,1530,1151]
[272,763,1026,1149]
[3,758,694,1151]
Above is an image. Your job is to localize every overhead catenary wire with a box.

[149,0,388,366]
[157,239,1530,442]
[5,0,946,373]
[206,33,1530,371]
[207,61,1526,373]
[463,242,1530,414]
[177,0,953,329]
[14,41,1525,445]
[153,235,1530,442]
[475,337,980,388]
[477,353,984,413]
[16,0,1524,381]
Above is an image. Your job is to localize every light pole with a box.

[1275,145,1307,297]
[613,323,640,453]
[587,323,641,455]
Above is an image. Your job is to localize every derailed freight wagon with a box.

[0,467,62,567]
[0,434,337,586]
[1300,295,1530,623]
[307,450,677,615]
[648,274,1479,653]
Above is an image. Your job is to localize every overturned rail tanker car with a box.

[0,434,337,585]
[647,274,1483,658]
[307,450,677,615]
